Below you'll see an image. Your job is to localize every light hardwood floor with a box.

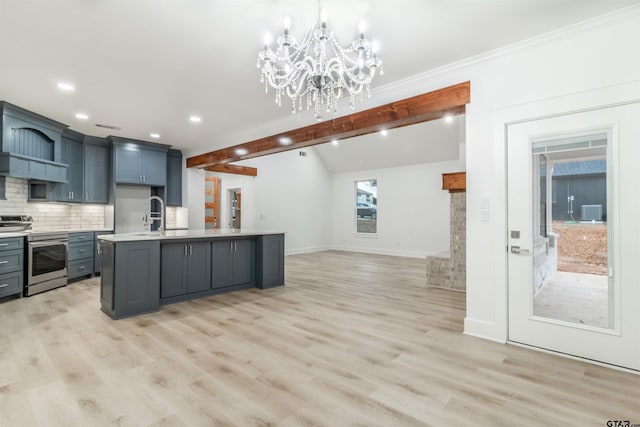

[1,250,639,426]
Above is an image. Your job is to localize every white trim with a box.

[330,245,428,259]
[464,318,506,343]
[285,245,331,256]
[507,341,640,375]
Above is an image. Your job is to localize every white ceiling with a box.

[314,114,465,173]
[0,0,637,167]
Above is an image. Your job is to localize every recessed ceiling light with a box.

[235,148,248,156]
[331,139,339,146]
[75,113,89,120]
[189,115,202,123]
[57,82,75,92]
[149,133,160,139]
[444,114,454,123]
[380,129,388,136]
[279,136,292,145]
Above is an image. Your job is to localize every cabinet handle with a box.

[96,244,102,255]
[139,175,142,182]
[234,241,237,251]
[189,245,192,256]
[0,243,8,246]
[0,284,8,288]
[0,261,8,264]
[79,249,85,253]
[184,245,187,256]
[79,266,86,270]
[143,175,146,183]
[71,191,74,199]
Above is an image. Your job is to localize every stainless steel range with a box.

[26,230,68,296]
[0,215,33,232]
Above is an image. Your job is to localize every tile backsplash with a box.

[0,177,183,230]
[1,177,105,229]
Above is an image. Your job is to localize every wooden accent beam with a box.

[442,172,466,193]
[204,164,258,177]
[187,81,470,169]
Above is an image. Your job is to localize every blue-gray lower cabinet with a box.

[0,237,24,299]
[256,234,285,289]
[68,232,94,280]
[211,239,254,289]
[100,240,160,319]
[94,231,112,274]
[161,241,211,298]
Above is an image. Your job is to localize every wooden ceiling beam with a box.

[204,164,258,177]
[187,81,470,169]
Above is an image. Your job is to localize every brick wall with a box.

[426,192,466,291]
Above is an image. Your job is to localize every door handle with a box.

[510,246,530,254]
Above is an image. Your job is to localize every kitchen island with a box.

[98,229,285,319]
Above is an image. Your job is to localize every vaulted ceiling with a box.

[0,0,637,163]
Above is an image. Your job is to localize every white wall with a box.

[231,148,333,254]
[331,160,461,258]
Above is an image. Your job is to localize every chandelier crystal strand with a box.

[258,5,382,120]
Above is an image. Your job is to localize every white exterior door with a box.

[507,102,640,371]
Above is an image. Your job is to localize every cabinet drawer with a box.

[0,271,22,298]
[69,241,94,261]
[0,237,24,252]
[0,249,23,275]
[68,258,93,279]
[69,232,94,244]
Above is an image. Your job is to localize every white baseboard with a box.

[463,317,506,343]
[329,245,430,259]
[285,245,331,256]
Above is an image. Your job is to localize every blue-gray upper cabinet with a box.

[56,129,84,202]
[211,238,254,289]
[111,137,169,186]
[161,241,211,298]
[84,137,109,203]
[166,149,182,206]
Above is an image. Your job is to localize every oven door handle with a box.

[29,240,68,248]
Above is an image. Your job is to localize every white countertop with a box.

[0,228,113,238]
[99,228,285,242]
[0,231,28,238]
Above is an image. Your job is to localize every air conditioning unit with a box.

[581,204,602,221]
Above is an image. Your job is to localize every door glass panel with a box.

[531,133,611,329]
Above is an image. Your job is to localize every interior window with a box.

[355,179,377,234]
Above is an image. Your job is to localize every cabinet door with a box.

[186,242,211,293]
[113,241,160,318]
[161,243,187,298]
[84,142,109,203]
[141,149,167,186]
[211,240,233,289]
[166,151,182,206]
[232,239,254,286]
[56,137,83,202]
[256,234,285,289]
[114,146,142,184]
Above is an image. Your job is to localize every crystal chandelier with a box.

[257,5,383,120]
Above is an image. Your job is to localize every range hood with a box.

[0,101,68,183]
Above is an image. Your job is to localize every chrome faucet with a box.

[144,196,165,232]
